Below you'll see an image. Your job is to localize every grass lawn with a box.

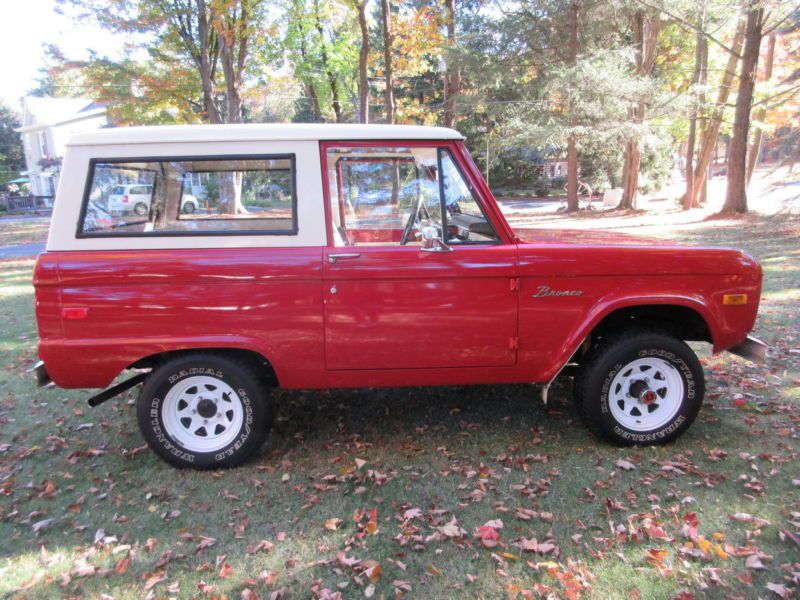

[0,212,798,599]
[0,217,50,246]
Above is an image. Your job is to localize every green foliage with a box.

[0,104,25,184]
[46,0,799,203]
[488,153,546,191]
[639,132,674,194]
[283,0,360,122]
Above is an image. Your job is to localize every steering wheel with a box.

[400,196,432,245]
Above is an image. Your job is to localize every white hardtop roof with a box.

[67,123,464,147]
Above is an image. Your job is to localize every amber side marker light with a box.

[723,294,748,306]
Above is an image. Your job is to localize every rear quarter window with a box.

[78,155,297,237]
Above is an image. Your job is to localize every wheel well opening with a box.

[128,348,279,387]
[591,305,712,345]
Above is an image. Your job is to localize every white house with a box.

[16,97,108,200]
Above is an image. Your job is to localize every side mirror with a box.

[420,225,453,253]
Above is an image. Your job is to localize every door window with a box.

[440,149,499,244]
[326,145,497,247]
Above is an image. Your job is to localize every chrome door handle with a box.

[328,252,361,264]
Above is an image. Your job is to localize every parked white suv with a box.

[108,184,198,216]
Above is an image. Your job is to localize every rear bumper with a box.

[726,335,767,364]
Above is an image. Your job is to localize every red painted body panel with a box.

[33,139,763,391]
[322,244,518,370]
[35,248,326,388]
[514,237,761,381]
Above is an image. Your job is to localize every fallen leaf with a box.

[246,540,274,554]
[115,557,130,575]
[615,458,637,471]
[144,570,166,590]
[766,582,792,599]
[32,518,54,534]
[195,536,217,553]
[745,554,769,570]
[219,562,233,579]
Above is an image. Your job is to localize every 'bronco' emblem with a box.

[532,285,584,298]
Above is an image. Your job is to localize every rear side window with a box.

[78,155,297,236]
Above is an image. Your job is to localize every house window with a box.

[38,132,49,158]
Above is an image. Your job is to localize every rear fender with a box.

[41,335,283,389]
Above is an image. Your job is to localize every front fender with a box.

[526,292,720,384]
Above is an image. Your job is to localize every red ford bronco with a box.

[32,124,765,469]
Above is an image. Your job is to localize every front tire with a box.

[575,331,704,445]
[137,354,270,469]
[133,202,148,216]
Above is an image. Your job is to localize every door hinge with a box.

[509,336,519,351]
[510,277,520,291]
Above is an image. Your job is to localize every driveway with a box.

[0,242,45,259]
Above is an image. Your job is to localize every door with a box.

[321,141,519,371]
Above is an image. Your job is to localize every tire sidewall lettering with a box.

[600,347,695,440]
[155,367,253,465]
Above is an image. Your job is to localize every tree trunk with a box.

[698,32,709,203]
[314,0,343,122]
[355,0,370,123]
[746,32,775,186]
[219,44,244,124]
[566,0,579,213]
[618,10,660,210]
[381,0,395,124]
[621,139,641,209]
[294,1,323,122]
[443,0,461,128]
[215,2,251,213]
[196,0,221,123]
[721,5,763,215]
[690,16,745,206]
[306,83,323,121]
[683,21,704,210]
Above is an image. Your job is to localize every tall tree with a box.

[442,0,461,128]
[689,15,746,208]
[347,0,370,123]
[683,6,706,210]
[288,0,324,122]
[746,32,776,184]
[618,8,660,210]
[57,0,266,124]
[0,104,25,183]
[566,0,579,213]
[721,4,764,214]
[313,0,344,122]
[381,0,395,123]
[215,0,254,124]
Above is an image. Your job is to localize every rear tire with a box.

[133,202,148,216]
[137,353,270,469]
[574,330,704,445]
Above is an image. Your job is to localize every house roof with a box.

[17,97,106,133]
[66,123,464,147]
